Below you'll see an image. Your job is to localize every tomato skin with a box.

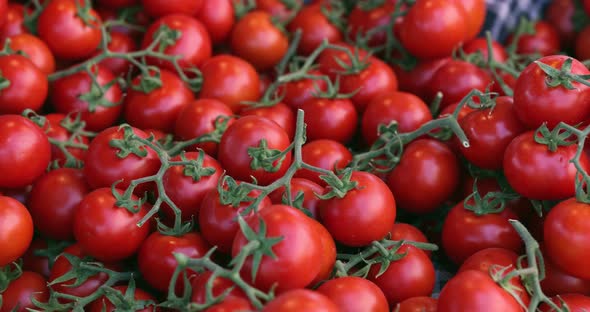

[174,98,235,157]
[191,271,249,305]
[545,0,575,48]
[287,4,342,55]
[161,151,223,221]
[506,21,560,56]
[450,0,486,40]
[399,0,468,60]
[295,139,352,187]
[457,96,525,170]
[42,113,89,167]
[347,2,401,48]
[142,14,212,71]
[394,57,451,101]
[73,188,151,262]
[199,55,261,113]
[278,69,328,111]
[575,25,590,61]
[513,55,590,130]
[240,102,296,140]
[368,245,435,306]
[124,69,195,132]
[269,178,324,218]
[0,115,51,189]
[441,202,522,265]
[218,115,292,186]
[390,223,430,256]
[0,54,48,114]
[83,126,161,192]
[97,31,136,77]
[0,4,28,41]
[51,65,123,131]
[540,294,590,312]
[504,131,590,201]
[230,11,288,71]
[320,171,396,247]
[317,277,388,312]
[462,38,508,63]
[232,205,322,293]
[541,246,590,297]
[437,270,523,312]
[28,168,90,241]
[138,232,211,293]
[394,296,437,312]
[0,271,48,312]
[141,0,202,18]
[204,297,254,312]
[387,139,459,214]
[87,285,156,312]
[544,198,590,280]
[196,0,234,44]
[199,187,272,254]
[343,57,399,114]
[6,33,55,74]
[37,0,102,60]
[301,97,358,144]
[255,0,303,22]
[261,289,339,312]
[0,196,33,267]
[308,217,336,285]
[22,239,52,278]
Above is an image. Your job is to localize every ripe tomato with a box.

[199,186,272,254]
[204,297,254,312]
[97,31,137,77]
[141,14,211,71]
[269,178,324,218]
[0,196,33,266]
[399,0,468,59]
[295,139,352,187]
[540,294,590,311]
[138,232,211,293]
[191,271,249,305]
[450,0,486,40]
[394,296,437,312]
[278,69,328,111]
[368,245,435,305]
[441,201,522,264]
[255,0,303,22]
[21,239,52,278]
[261,289,339,312]
[301,97,358,143]
[506,21,560,56]
[97,0,138,9]
[240,102,296,140]
[320,171,396,247]
[287,4,342,55]
[161,151,223,221]
[387,139,459,214]
[347,2,401,47]
[457,96,525,170]
[28,168,90,241]
[0,4,28,41]
[308,217,336,285]
[87,285,156,312]
[51,65,123,131]
[0,54,48,114]
[513,55,590,129]
[141,0,202,17]
[41,114,89,166]
[0,271,48,312]
[6,33,55,75]
[504,131,590,200]
[37,0,102,60]
[174,98,235,157]
[196,0,234,44]
[393,57,450,101]
[317,277,388,312]
[545,0,576,48]
[218,115,292,186]
[73,188,151,262]
[83,126,161,192]
[540,245,590,297]
[199,55,260,113]
[437,270,523,312]
[344,58,399,113]
[232,205,322,292]
[390,223,430,256]
[230,10,288,71]
[575,25,590,61]
[0,115,51,189]
[462,37,508,63]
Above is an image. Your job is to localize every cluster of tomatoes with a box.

[3,0,590,311]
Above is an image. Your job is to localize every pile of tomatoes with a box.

[3,0,590,311]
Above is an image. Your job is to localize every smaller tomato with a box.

[278,69,328,111]
[539,294,590,312]
[317,277,389,312]
[295,139,352,186]
[255,0,303,22]
[196,0,234,44]
[0,271,48,312]
[462,37,508,63]
[394,296,437,312]
[0,4,28,40]
[301,97,358,144]
[191,271,249,305]
[240,102,296,140]
[141,0,202,18]
[97,31,137,77]
[287,4,342,55]
[0,54,48,114]
[269,178,324,218]
[575,25,590,61]
[5,33,55,74]
[87,285,156,312]
[506,21,560,56]
[261,289,339,312]
[390,223,430,256]
[42,114,89,166]
[308,217,336,285]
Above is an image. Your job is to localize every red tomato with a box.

[199,186,272,254]
[28,168,90,241]
[504,131,590,200]
[141,14,211,71]
[0,54,48,114]
[317,277,388,312]
[0,4,28,41]
[174,98,236,157]
[457,96,526,170]
[51,65,123,131]
[261,289,339,312]
[124,69,195,132]
[393,57,450,100]
[254,0,303,22]
[160,151,223,221]
[399,0,468,59]
[37,0,102,60]
[240,102,296,140]
[269,178,324,218]
[462,37,508,63]
[441,201,522,264]
[541,245,590,297]
[141,0,202,17]
[287,4,342,55]
[394,296,437,312]
[387,139,459,214]
[0,271,48,312]
[232,205,322,292]
[73,188,151,262]
[87,285,156,312]
[343,58,398,114]
[545,0,576,48]
[506,21,560,56]
[97,31,137,77]
[6,33,55,74]
[301,97,358,144]
[0,115,51,189]
[295,139,352,187]
[41,113,89,166]
[218,115,292,186]
[0,196,33,266]
[83,126,161,192]
[450,0,486,40]
[308,217,336,285]
[230,10,288,71]
[368,245,435,305]
[320,171,396,247]
[390,223,430,256]
[204,297,254,312]
[199,55,261,113]
[437,270,523,312]
[191,271,249,305]
[278,69,328,111]
[513,55,590,129]
[196,0,234,44]
[347,2,401,47]
[21,239,51,278]
[138,232,211,293]
[541,294,590,312]
[575,25,590,61]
